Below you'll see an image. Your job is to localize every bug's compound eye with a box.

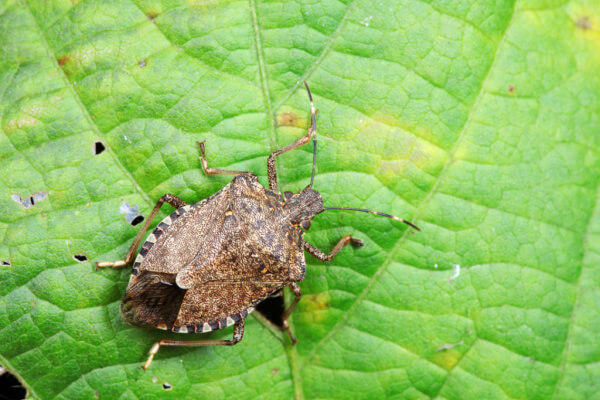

[300,220,311,230]
[284,191,293,201]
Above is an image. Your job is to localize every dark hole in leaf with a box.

[255,293,284,328]
[131,215,144,226]
[1,260,10,266]
[0,367,27,400]
[73,254,88,263]
[162,382,172,390]
[94,141,106,155]
[12,192,47,209]
[120,202,144,225]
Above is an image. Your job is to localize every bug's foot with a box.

[141,342,161,370]
[350,237,364,247]
[95,260,128,270]
[282,320,299,345]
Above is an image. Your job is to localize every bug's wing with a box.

[176,211,267,284]
[140,185,231,275]
[120,272,187,328]
[174,281,282,329]
[175,213,238,288]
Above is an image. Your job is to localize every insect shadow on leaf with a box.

[96,82,420,370]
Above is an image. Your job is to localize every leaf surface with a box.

[1,0,600,399]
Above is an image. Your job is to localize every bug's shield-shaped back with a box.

[122,175,305,331]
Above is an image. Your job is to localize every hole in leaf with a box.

[255,292,284,328]
[0,366,27,400]
[94,141,106,155]
[139,59,147,68]
[120,202,144,226]
[11,192,47,209]
[162,382,172,390]
[1,260,10,266]
[73,254,88,263]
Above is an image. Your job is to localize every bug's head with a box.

[283,189,324,230]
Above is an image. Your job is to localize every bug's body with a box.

[96,82,418,369]
[121,175,311,333]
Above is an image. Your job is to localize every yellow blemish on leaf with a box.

[276,110,307,129]
[431,347,462,370]
[3,115,37,134]
[370,111,399,127]
[3,93,64,134]
[300,292,330,323]
[575,16,592,30]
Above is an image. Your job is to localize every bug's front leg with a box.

[267,82,317,193]
[198,141,255,177]
[303,235,364,262]
[95,194,186,269]
[142,319,245,370]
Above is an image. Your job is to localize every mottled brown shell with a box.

[120,174,306,333]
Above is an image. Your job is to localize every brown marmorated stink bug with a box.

[96,82,420,370]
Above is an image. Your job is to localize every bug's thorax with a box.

[283,188,324,225]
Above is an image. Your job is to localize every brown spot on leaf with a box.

[576,16,591,30]
[508,85,516,94]
[146,11,158,21]
[57,55,69,67]
[276,112,304,128]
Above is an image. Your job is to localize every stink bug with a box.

[96,82,420,369]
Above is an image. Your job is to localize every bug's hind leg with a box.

[303,236,364,262]
[198,141,255,177]
[95,194,187,269]
[267,82,317,193]
[142,319,245,370]
[281,283,302,344]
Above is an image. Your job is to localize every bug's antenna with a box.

[304,81,317,189]
[324,207,420,231]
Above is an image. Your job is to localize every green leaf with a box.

[1,0,599,398]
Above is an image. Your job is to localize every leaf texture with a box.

[1,0,599,399]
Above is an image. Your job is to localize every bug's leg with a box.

[142,319,245,370]
[95,194,187,269]
[198,141,255,177]
[303,235,364,262]
[267,82,317,193]
[281,283,302,344]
